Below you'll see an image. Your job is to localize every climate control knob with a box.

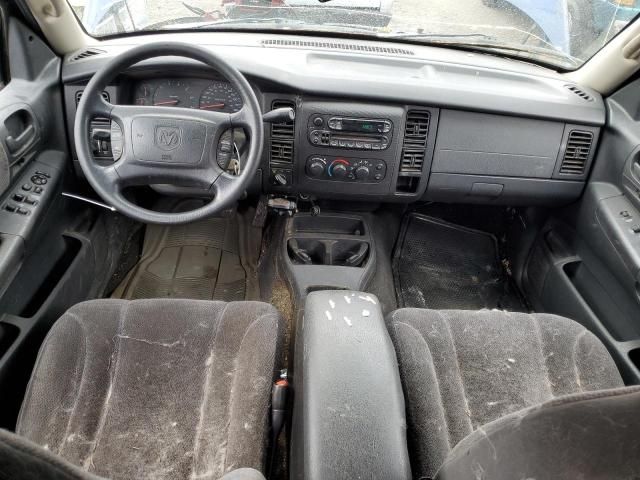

[354,166,370,180]
[308,158,326,177]
[331,163,348,179]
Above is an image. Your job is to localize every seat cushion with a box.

[387,309,624,479]
[16,299,282,480]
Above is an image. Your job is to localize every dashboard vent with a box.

[560,130,593,175]
[75,90,110,106]
[70,48,106,62]
[270,100,295,165]
[565,84,594,102]
[261,39,414,56]
[399,110,431,173]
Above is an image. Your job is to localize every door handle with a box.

[5,123,35,154]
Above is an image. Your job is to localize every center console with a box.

[280,213,376,298]
[291,290,411,480]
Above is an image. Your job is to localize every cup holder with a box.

[288,238,369,267]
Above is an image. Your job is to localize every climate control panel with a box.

[306,156,387,183]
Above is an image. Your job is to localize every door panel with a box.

[523,81,640,384]
[0,7,78,427]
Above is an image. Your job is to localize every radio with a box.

[308,115,393,151]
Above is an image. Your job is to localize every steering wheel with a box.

[74,42,263,225]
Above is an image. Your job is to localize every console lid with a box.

[291,290,411,480]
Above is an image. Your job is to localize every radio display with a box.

[340,118,388,134]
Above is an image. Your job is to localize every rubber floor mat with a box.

[112,207,247,301]
[393,214,526,311]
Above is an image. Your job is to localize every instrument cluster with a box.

[132,78,243,113]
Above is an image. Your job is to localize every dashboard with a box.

[131,78,243,112]
[62,32,606,207]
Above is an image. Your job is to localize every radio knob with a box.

[308,159,326,177]
[331,163,348,179]
[354,166,370,180]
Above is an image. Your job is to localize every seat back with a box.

[437,387,640,480]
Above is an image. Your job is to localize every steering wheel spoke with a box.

[74,42,263,225]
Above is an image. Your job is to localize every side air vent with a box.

[565,84,594,102]
[399,110,431,174]
[261,39,414,56]
[560,130,594,175]
[70,48,106,62]
[75,90,110,106]
[270,100,295,165]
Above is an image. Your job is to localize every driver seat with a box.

[10,299,283,479]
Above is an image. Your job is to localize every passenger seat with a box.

[387,309,640,479]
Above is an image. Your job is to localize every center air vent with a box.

[261,39,414,56]
[559,130,594,175]
[565,84,594,102]
[399,110,431,174]
[70,48,106,62]
[270,100,295,165]
[75,90,110,106]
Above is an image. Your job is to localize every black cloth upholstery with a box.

[437,386,640,480]
[387,309,624,479]
[0,427,267,480]
[16,299,282,480]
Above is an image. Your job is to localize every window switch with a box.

[16,207,30,216]
[12,193,25,202]
[5,204,16,213]
[632,225,640,234]
[21,184,32,192]
[24,197,37,206]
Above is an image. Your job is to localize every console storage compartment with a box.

[291,290,411,480]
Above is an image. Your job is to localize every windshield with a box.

[68,0,640,70]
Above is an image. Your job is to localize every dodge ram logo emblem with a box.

[155,126,181,151]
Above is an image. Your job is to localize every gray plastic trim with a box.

[61,33,606,125]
